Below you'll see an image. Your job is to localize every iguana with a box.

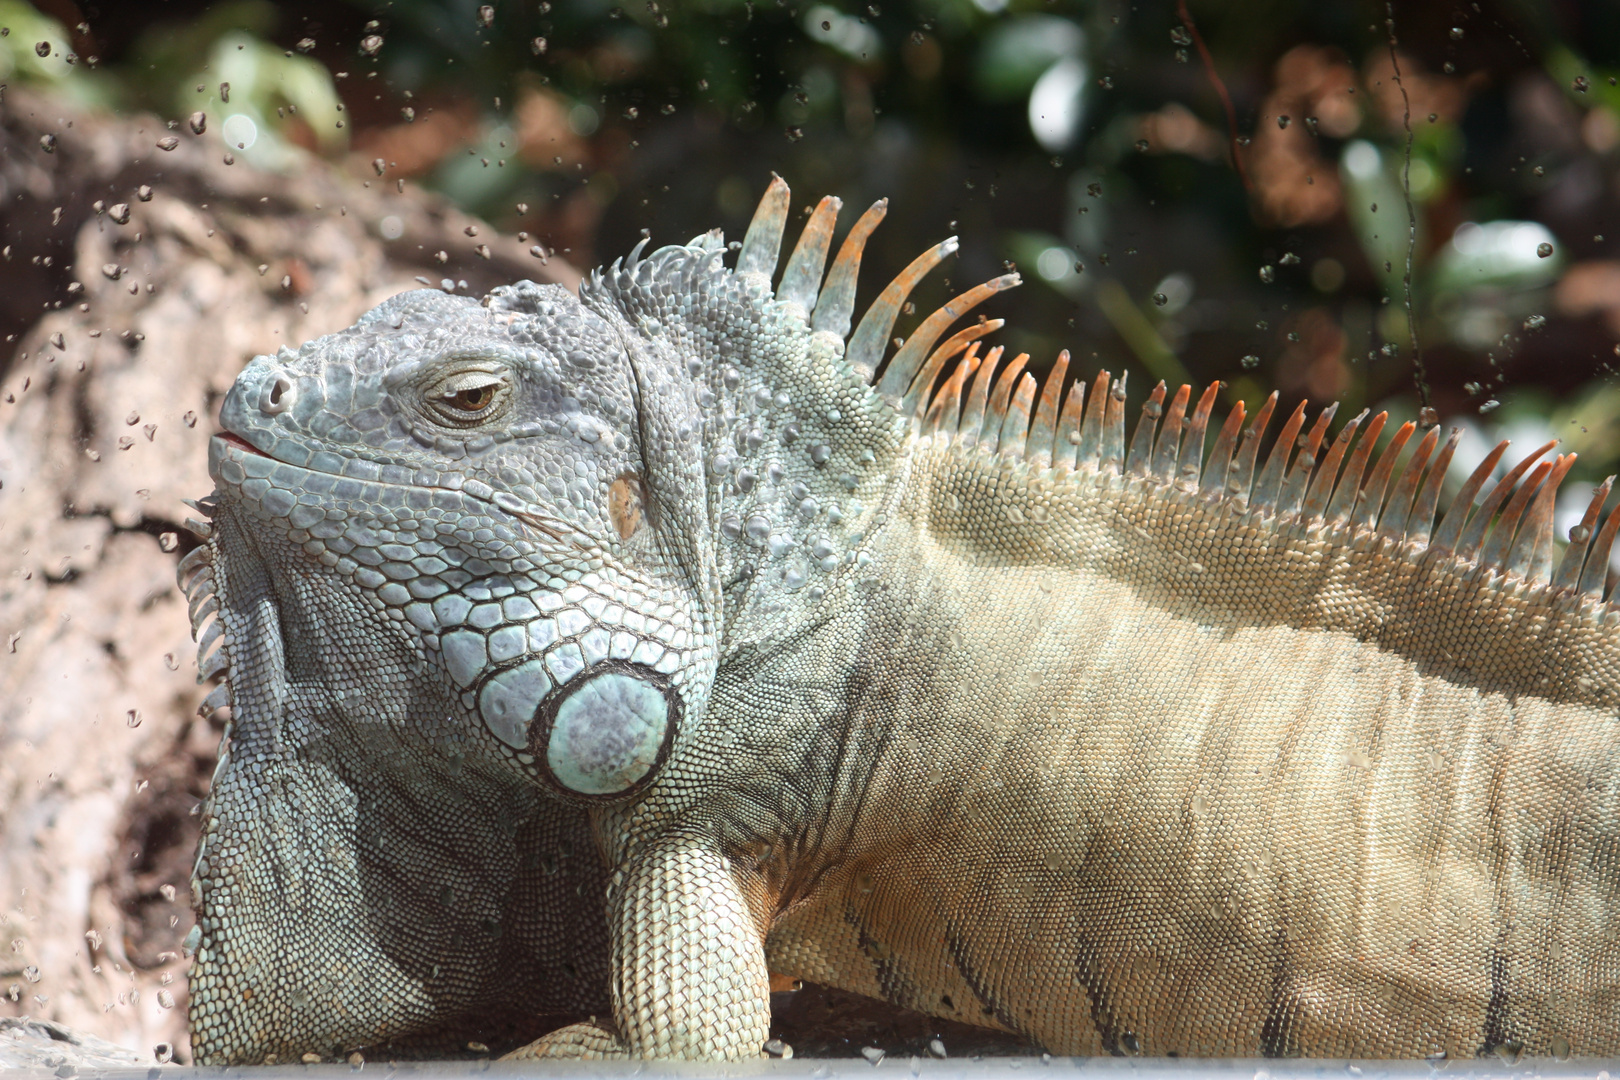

[179,175,1620,1064]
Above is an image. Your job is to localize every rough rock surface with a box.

[0,1016,146,1070]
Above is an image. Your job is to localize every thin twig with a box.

[1385,2,1430,413]
[1177,0,1252,194]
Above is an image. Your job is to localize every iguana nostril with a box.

[260,374,296,415]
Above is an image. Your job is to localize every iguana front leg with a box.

[506,837,773,1060]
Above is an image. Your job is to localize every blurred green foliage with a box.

[10,0,1620,537]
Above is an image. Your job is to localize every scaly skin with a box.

[185,178,1620,1063]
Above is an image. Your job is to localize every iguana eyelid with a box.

[433,369,509,398]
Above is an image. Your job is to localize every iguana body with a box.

[182,178,1620,1063]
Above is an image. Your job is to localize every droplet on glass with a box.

[137,184,153,201]
[1135,139,1149,152]
[1258,265,1275,283]
[159,532,179,552]
[295,37,316,52]
[531,36,548,55]
[156,135,179,151]
[360,34,383,56]
[1536,241,1554,259]
[126,709,142,728]
[1449,26,1463,40]
[188,111,206,135]
[1276,115,1290,129]
[477,5,495,26]
[109,202,130,224]
[1152,292,1168,307]
[39,133,56,153]
[219,81,230,102]
[34,40,49,57]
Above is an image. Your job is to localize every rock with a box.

[0,1017,144,1069]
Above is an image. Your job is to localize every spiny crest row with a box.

[728,176,1616,606]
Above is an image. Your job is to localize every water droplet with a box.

[156,135,179,152]
[188,111,206,135]
[1240,354,1260,370]
[1276,115,1291,129]
[1135,139,1149,152]
[1152,292,1168,306]
[1258,265,1275,283]
[38,133,56,153]
[861,1047,885,1065]
[928,1039,948,1059]
[1449,26,1464,40]
[1536,241,1554,259]
[1479,398,1500,414]
[1191,794,1209,816]
[360,34,383,55]
[1550,1035,1570,1060]
[157,989,174,1009]
[126,709,142,728]
[154,1044,173,1064]
[477,4,495,27]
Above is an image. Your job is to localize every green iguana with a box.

[179,176,1620,1064]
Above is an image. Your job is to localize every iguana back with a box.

[187,176,1620,1062]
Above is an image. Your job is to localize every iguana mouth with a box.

[215,431,268,457]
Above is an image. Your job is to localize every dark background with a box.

[9,0,1620,514]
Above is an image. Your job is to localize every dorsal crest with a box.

[591,176,1619,624]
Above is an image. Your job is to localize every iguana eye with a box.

[427,370,507,424]
[447,385,495,412]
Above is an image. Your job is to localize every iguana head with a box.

[214,280,713,800]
